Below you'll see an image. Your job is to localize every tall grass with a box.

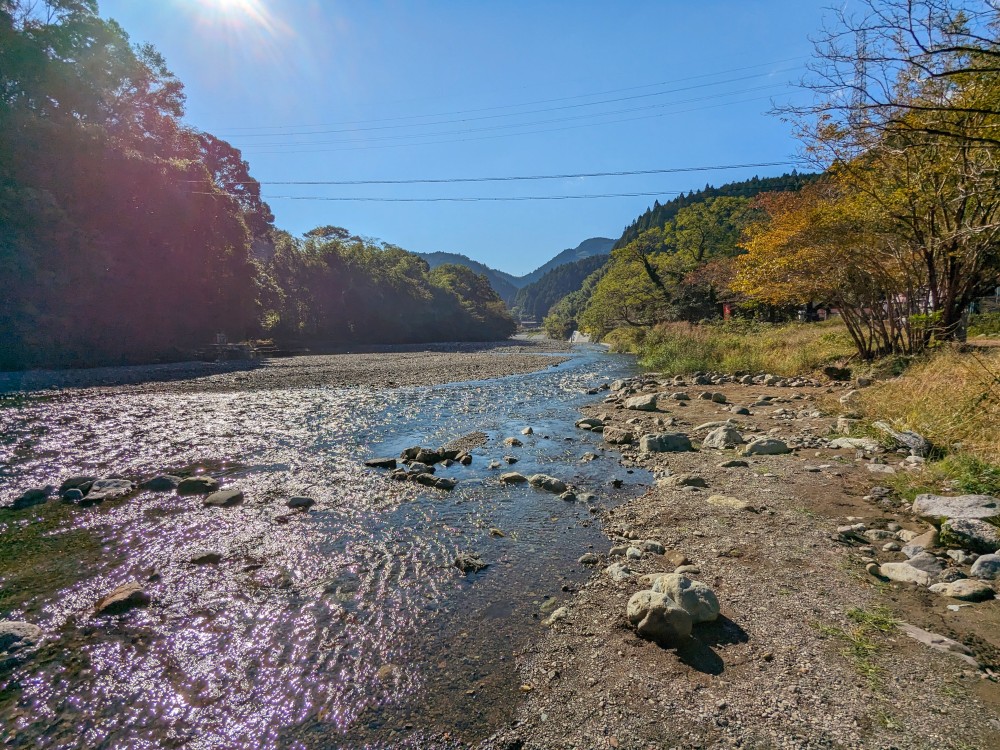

[856,347,1000,466]
[606,319,856,377]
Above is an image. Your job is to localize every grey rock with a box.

[669,392,690,401]
[879,562,933,586]
[11,486,52,510]
[928,579,995,602]
[503,437,523,448]
[286,496,315,510]
[603,562,633,581]
[648,573,720,623]
[365,457,397,470]
[559,491,577,502]
[901,528,938,558]
[625,394,659,411]
[898,622,979,668]
[82,478,135,505]
[912,494,999,522]
[62,488,84,502]
[702,426,745,450]
[947,549,978,565]
[872,420,930,457]
[625,546,643,560]
[970,554,1000,580]
[59,475,96,492]
[503,455,518,464]
[528,474,568,494]
[602,426,635,445]
[575,417,604,430]
[828,437,880,451]
[706,494,753,511]
[578,553,600,565]
[0,620,42,654]
[626,590,693,644]
[188,551,223,565]
[406,461,435,475]
[941,518,1000,553]
[659,473,707,488]
[639,432,693,453]
[521,427,533,435]
[936,568,967,583]
[743,438,790,456]
[710,392,727,404]
[906,551,945,574]
[640,540,665,555]
[499,472,528,485]
[177,476,220,495]
[203,489,244,507]
[94,582,150,615]
[141,475,181,491]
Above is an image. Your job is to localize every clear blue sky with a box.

[100,0,830,276]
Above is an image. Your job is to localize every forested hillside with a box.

[512,254,608,322]
[0,0,514,370]
[415,252,521,303]
[515,237,614,287]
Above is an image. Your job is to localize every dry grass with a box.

[607,319,855,377]
[856,346,1000,465]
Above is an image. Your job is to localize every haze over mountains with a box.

[416,237,614,303]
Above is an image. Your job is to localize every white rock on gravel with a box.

[647,573,720,623]
[911,493,999,522]
[626,590,693,643]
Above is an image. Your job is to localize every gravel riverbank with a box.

[0,338,571,395]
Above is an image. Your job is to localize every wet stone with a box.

[177,476,220,495]
[141,475,182,491]
[94,582,150,616]
[203,489,244,507]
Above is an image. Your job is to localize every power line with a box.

[223,69,800,140]
[247,190,689,202]
[189,160,801,186]
[235,83,791,149]
[217,56,807,132]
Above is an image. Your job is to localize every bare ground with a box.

[486,377,1000,750]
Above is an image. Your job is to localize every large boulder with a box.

[941,518,1000,553]
[499,472,528,485]
[625,394,659,411]
[743,438,790,456]
[626,590,693,644]
[648,574,720,623]
[528,474,568,494]
[602,426,635,445]
[203,489,244,507]
[928,579,995,602]
[912,494,999,523]
[702,426,745,450]
[879,562,932,586]
[639,433,693,453]
[81,478,135,506]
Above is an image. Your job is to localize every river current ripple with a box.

[0,346,646,749]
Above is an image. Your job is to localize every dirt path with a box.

[487,375,1000,750]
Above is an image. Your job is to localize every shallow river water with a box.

[0,346,646,749]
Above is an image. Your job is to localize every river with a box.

[0,345,646,749]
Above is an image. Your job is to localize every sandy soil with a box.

[486,375,1000,750]
[0,338,571,395]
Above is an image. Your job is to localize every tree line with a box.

[0,0,513,370]
[552,0,1000,361]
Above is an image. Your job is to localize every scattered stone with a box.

[901,528,938,558]
[575,417,604,430]
[947,549,978,565]
[62,488,84,502]
[670,392,690,401]
[499,472,528,485]
[718,459,749,469]
[706,494,752,511]
[503,437,523,448]
[11,486,52,509]
[928,579,995,602]
[528,474,568,494]
[59,475,96,493]
[521,427,533,435]
[94,582,150,616]
[625,546,643,560]
[177,476,220,495]
[203,489,244,507]
[542,607,569,627]
[82,478,135,505]
[941,518,1000,553]
[141,475,182,491]
[879,562,933,586]
[625,394,659,411]
[559,491,577,502]
[503,455,518,464]
[626,590,693,644]
[640,540,665,555]
[906,551,945,575]
[702,425,745,450]
[866,463,896,475]
[454,552,488,574]
[189,551,223,565]
[286,496,315,510]
[364,457,397,470]
[659,473,707,489]
[710,392,727,404]
[865,562,883,578]
[0,620,42,655]
[602,426,635,445]
[639,433,693,453]
[970,554,1000,580]
[898,622,979,668]
[604,562,633,581]
[911,493,999,522]
[742,438,790,456]
[648,573,720,623]
[578,553,599,565]
[828,437,879,451]
[872,420,930,457]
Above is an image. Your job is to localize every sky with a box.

[99,0,831,276]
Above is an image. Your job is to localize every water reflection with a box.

[0,348,644,748]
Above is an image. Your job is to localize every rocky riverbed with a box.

[487,372,1000,750]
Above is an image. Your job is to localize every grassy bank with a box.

[605,319,856,377]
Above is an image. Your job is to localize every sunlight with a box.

[187,0,290,36]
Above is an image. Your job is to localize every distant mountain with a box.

[416,251,521,303]
[512,254,610,321]
[416,237,615,304]
[516,237,615,287]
